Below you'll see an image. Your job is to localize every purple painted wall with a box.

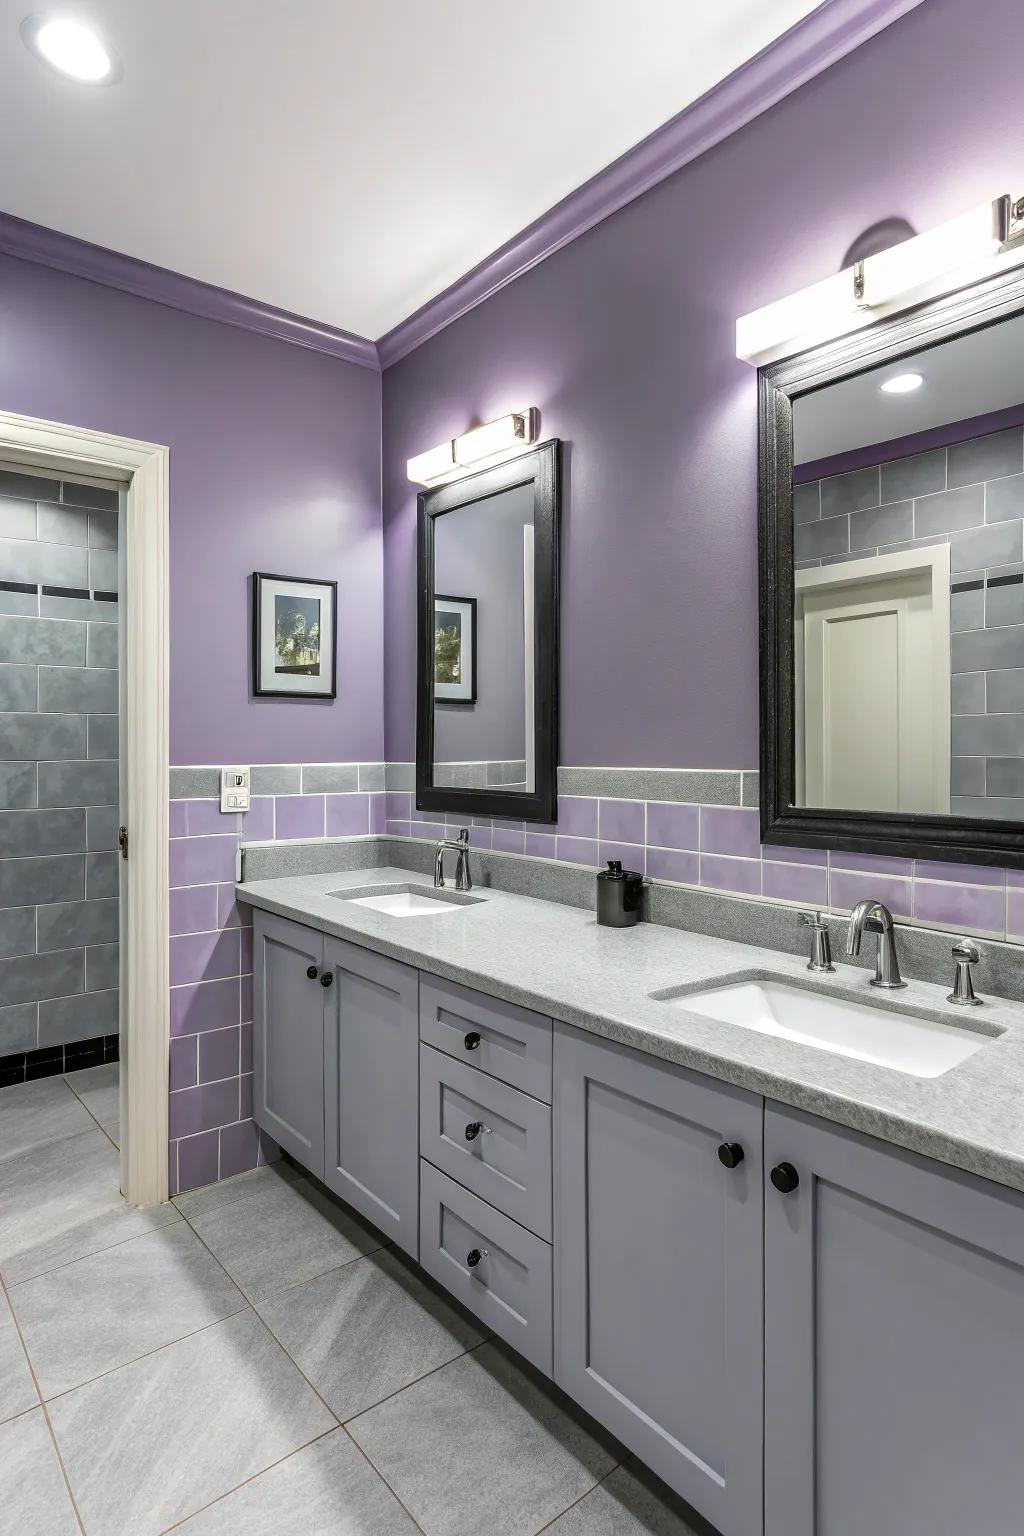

[381,0,1024,770]
[0,254,383,765]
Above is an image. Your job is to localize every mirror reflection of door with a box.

[432,484,535,793]
[794,550,951,812]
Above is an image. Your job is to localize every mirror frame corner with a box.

[415,438,561,825]
[758,263,1024,872]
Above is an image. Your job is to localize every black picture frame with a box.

[434,594,478,703]
[252,571,338,700]
[416,440,560,823]
[759,261,1024,869]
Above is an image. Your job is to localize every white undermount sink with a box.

[335,886,482,918]
[659,977,994,1078]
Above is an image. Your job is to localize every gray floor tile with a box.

[0,1407,81,1536]
[543,1461,713,1534]
[64,1062,119,1127]
[172,1428,418,1535]
[49,1310,335,1536]
[10,1221,247,1399]
[0,1127,179,1285]
[183,1168,385,1302]
[0,1076,95,1163]
[349,1341,618,1536]
[256,1246,485,1422]
[172,1159,300,1220]
[0,1288,39,1424]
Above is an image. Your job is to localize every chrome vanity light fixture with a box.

[736,194,1024,366]
[407,408,537,486]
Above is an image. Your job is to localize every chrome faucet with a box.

[846,899,905,989]
[434,828,473,891]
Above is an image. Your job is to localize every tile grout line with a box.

[155,1426,342,1536]
[531,1461,626,1535]
[0,1266,88,1535]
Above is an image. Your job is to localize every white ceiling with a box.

[0,0,820,339]
[794,313,1024,464]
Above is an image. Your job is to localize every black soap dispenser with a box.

[596,860,643,927]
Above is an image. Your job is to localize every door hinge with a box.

[118,825,129,861]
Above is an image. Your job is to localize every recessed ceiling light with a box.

[20,14,121,83]
[879,372,924,395]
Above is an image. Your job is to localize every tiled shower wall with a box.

[167,762,386,1193]
[795,422,1024,817]
[0,467,120,1070]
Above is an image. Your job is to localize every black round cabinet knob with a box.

[466,1248,483,1268]
[306,965,319,980]
[320,972,334,988]
[770,1162,800,1194]
[464,1031,481,1051]
[465,1121,483,1142]
[718,1142,744,1169]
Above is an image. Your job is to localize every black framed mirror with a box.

[416,440,560,822]
[760,263,1024,868]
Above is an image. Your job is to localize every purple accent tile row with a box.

[198,1025,240,1084]
[762,859,828,906]
[169,1076,240,1139]
[274,794,325,840]
[170,976,240,1038]
[557,836,599,865]
[599,799,644,844]
[327,793,369,836]
[217,882,251,929]
[645,802,699,852]
[699,806,761,860]
[646,847,699,885]
[170,884,219,937]
[169,835,237,889]
[912,878,1005,935]
[600,841,645,872]
[828,869,913,920]
[169,928,242,987]
[557,797,598,838]
[700,854,761,897]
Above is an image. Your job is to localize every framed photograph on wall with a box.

[252,572,337,699]
[434,594,477,703]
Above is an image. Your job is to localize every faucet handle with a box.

[798,910,827,929]
[457,827,470,845]
[948,937,982,1006]
[951,936,980,963]
[799,911,834,973]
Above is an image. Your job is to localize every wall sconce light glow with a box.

[21,15,120,83]
[880,372,924,395]
[736,195,1024,366]
[407,409,537,486]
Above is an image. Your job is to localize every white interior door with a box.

[796,548,951,814]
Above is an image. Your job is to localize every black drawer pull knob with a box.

[464,1031,481,1051]
[320,972,334,988]
[306,965,319,980]
[718,1142,744,1169]
[770,1162,800,1194]
[466,1247,488,1268]
[465,1121,493,1142]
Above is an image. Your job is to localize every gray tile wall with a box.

[796,425,1024,817]
[0,467,120,1056]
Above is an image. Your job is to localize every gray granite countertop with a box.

[237,867,1024,1195]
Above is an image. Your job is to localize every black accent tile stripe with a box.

[951,579,984,593]
[0,1032,119,1086]
[0,579,38,595]
[41,585,91,600]
[987,573,1024,589]
[93,591,118,603]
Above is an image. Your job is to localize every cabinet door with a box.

[252,911,325,1179]
[765,1103,1024,1536]
[554,1022,763,1536]
[322,936,419,1256]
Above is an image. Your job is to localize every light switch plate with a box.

[221,766,250,813]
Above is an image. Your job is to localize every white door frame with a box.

[0,409,169,1208]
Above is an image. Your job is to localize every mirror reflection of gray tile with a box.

[0,470,59,502]
[38,665,118,715]
[952,793,1024,819]
[0,760,37,808]
[88,549,118,592]
[848,499,912,551]
[348,1341,618,1536]
[10,1221,246,1400]
[36,503,90,547]
[950,756,986,797]
[87,805,120,851]
[38,758,117,807]
[819,466,879,518]
[86,620,118,669]
[984,580,1024,628]
[0,711,87,761]
[0,588,39,617]
[256,1245,485,1422]
[87,714,119,760]
[0,807,86,858]
[947,426,1024,488]
[952,624,1024,673]
[793,481,821,524]
[950,585,983,634]
[0,664,38,713]
[951,713,1024,756]
[0,537,88,588]
[86,850,119,898]
[0,853,84,907]
[47,1310,334,1536]
[793,515,849,563]
[170,1429,419,1536]
[985,667,1024,713]
[951,519,1023,574]
[0,1408,79,1536]
[39,593,114,622]
[913,482,984,538]
[88,511,118,550]
[983,758,1024,799]
[986,472,1024,524]
[880,448,946,504]
[0,495,39,541]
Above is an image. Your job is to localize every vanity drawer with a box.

[419,1045,552,1239]
[419,975,552,1102]
[419,1160,553,1375]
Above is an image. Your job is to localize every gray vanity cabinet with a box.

[553,1021,764,1536]
[252,911,326,1178]
[764,1103,1024,1536]
[322,935,419,1257]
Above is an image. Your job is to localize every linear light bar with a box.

[736,195,1024,366]
[407,409,537,486]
